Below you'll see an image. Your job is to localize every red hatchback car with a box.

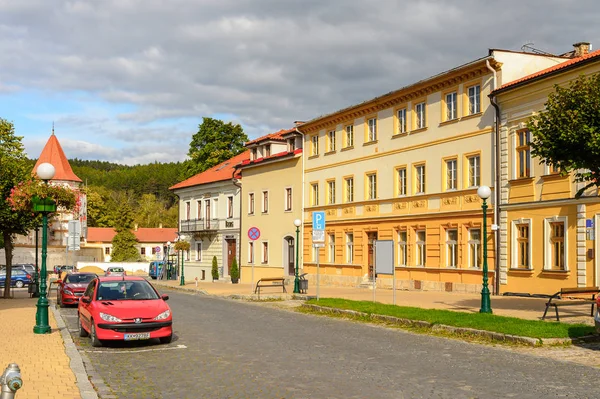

[57,273,97,307]
[78,276,173,347]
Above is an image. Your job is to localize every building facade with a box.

[238,129,304,284]
[493,44,600,294]
[297,49,569,292]
[170,152,249,282]
[86,227,178,263]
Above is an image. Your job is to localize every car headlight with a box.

[63,289,74,296]
[154,310,171,320]
[99,312,122,322]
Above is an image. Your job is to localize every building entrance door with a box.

[367,232,378,280]
[226,239,236,275]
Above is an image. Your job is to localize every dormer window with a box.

[265,144,271,157]
[288,138,295,152]
[251,148,257,160]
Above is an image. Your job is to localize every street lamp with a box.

[293,219,302,294]
[477,185,492,314]
[33,162,56,334]
[179,234,187,286]
[165,241,171,280]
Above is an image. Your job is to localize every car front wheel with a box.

[90,320,102,347]
[15,280,24,288]
[78,315,89,337]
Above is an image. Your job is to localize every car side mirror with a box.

[80,296,91,304]
[161,294,169,301]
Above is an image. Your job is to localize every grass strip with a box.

[306,298,595,339]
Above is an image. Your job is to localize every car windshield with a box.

[96,280,159,301]
[109,267,124,272]
[65,274,95,284]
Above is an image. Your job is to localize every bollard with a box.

[0,363,23,399]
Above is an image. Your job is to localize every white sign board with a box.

[375,240,394,275]
[312,230,325,243]
[68,220,81,251]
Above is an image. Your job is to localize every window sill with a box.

[262,212,269,215]
[324,150,337,156]
[439,119,459,127]
[541,269,569,274]
[508,268,534,273]
[363,140,378,147]
[391,133,408,140]
[461,112,483,121]
[308,154,319,160]
[411,127,427,134]
[284,209,292,213]
[541,173,567,181]
[341,146,354,152]
[509,177,534,185]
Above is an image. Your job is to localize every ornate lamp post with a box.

[33,162,56,334]
[165,241,171,280]
[477,185,493,314]
[293,219,302,294]
[178,234,188,286]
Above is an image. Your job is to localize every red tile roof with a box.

[33,133,82,182]
[245,128,295,145]
[87,227,178,243]
[240,148,302,166]
[494,49,600,93]
[169,151,250,190]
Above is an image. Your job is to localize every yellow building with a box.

[297,49,569,293]
[492,43,600,295]
[238,128,304,284]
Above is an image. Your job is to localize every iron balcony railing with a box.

[179,218,239,232]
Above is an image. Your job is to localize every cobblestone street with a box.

[59,288,600,398]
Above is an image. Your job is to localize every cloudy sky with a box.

[1,0,598,165]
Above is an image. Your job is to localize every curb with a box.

[51,305,99,399]
[301,304,600,347]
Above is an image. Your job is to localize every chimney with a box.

[573,42,591,57]
[159,223,163,228]
[134,223,138,231]
[294,120,305,127]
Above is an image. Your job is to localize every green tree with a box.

[211,256,219,281]
[528,73,600,198]
[110,202,141,262]
[183,117,248,179]
[230,256,239,283]
[0,118,36,298]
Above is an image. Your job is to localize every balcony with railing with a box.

[180,217,239,233]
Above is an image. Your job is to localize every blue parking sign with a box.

[312,211,325,230]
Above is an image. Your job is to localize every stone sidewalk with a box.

[0,289,84,399]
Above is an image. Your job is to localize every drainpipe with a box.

[294,127,306,274]
[232,165,243,279]
[486,59,501,295]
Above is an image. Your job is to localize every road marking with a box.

[82,344,187,354]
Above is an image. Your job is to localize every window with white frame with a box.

[185,201,191,220]
[345,177,354,202]
[328,130,336,152]
[248,242,254,264]
[251,148,257,160]
[328,233,335,263]
[262,191,268,213]
[311,183,319,206]
[367,117,377,142]
[398,231,407,266]
[397,108,407,134]
[468,228,481,268]
[262,241,269,263]
[545,218,566,270]
[468,84,481,115]
[446,92,457,121]
[514,221,531,269]
[415,164,426,194]
[327,180,336,205]
[265,144,271,157]
[196,242,202,261]
[311,135,319,156]
[446,159,457,190]
[285,187,292,211]
[346,233,354,263]
[212,198,218,219]
[415,102,426,129]
[196,200,201,219]
[248,193,255,215]
[446,229,458,267]
[227,196,234,218]
[517,129,531,178]
[397,168,407,196]
[367,173,377,200]
[288,138,295,152]
[345,125,354,147]
[416,230,426,266]
[468,155,480,187]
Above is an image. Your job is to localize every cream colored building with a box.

[297,49,569,293]
[238,129,304,284]
[493,43,600,294]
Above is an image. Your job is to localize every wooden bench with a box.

[254,277,287,297]
[542,287,599,321]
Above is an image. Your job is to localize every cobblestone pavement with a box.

[60,289,600,399]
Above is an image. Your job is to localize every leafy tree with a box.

[110,202,141,262]
[528,73,600,198]
[184,117,248,179]
[211,256,219,281]
[0,118,35,298]
[230,256,239,283]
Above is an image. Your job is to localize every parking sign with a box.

[312,211,325,230]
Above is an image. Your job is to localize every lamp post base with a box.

[479,291,493,314]
[293,278,300,294]
[33,298,51,334]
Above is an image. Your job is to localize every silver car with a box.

[105,266,126,277]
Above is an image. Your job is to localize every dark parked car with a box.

[0,269,33,288]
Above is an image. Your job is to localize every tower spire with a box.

[52,122,55,136]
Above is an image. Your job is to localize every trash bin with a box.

[299,273,308,294]
[28,275,39,298]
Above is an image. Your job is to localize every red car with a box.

[77,276,173,347]
[57,273,97,307]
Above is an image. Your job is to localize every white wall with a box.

[76,261,150,274]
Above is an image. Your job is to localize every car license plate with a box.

[124,333,150,341]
